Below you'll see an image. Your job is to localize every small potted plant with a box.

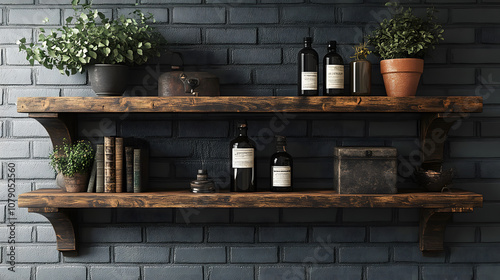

[350,42,372,96]
[366,2,444,97]
[18,0,166,96]
[49,140,94,192]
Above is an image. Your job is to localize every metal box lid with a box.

[334,147,397,158]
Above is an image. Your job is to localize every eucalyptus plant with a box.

[18,0,166,75]
[366,2,444,60]
[49,140,95,177]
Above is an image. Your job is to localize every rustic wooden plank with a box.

[419,208,453,253]
[18,189,483,209]
[17,96,483,113]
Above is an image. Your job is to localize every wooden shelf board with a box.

[19,189,483,209]
[17,96,483,114]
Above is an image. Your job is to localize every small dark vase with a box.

[350,59,371,96]
[88,64,129,96]
[64,173,89,193]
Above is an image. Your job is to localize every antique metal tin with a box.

[158,71,220,97]
[333,147,397,194]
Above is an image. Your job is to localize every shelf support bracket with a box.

[29,207,77,255]
[420,113,467,171]
[30,113,76,146]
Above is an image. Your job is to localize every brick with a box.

[229,7,278,24]
[80,227,142,243]
[207,266,254,280]
[0,0,33,3]
[10,160,53,179]
[78,119,117,140]
[259,227,307,243]
[80,209,112,223]
[32,140,53,158]
[36,225,57,242]
[454,204,500,223]
[451,9,500,23]
[427,0,475,2]
[6,47,37,65]
[313,27,363,44]
[313,227,365,243]
[255,65,295,84]
[0,68,32,85]
[0,140,29,158]
[116,208,173,223]
[282,6,335,23]
[206,28,257,44]
[232,48,281,65]
[261,0,303,2]
[258,266,306,280]
[9,9,60,25]
[450,141,500,158]
[148,138,194,158]
[114,246,170,263]
[422,68,475,85]
[64,246,110,263]
[117,8,169,23]
[450,246,500,263]
[233,208,279,223]
[157,27,201,44]
[208,67,251,85]
[0,28,32,44]
[445,226,476,242]
[370,226,418,242]
[259,27,309,44]
[63,88,94,97]
[121,120,172,137]
[343,208,392,222]
[283,246,334,263]
[341,7,390,23]
[178,121,228,138]
[282,208,337,223]
[312,120,365,137]
[14,245,59,263]
[369,120,417,137]
[36,68,87,85]
[422,265,473,280]
[207,0,255,2]
[443,28,475,44]
[480,162,500,178]
[339,247,389,263]
[481,226,500,242]
[310,266,362,280]
[480,69,500,85]
[176,208,230,224]
[173,7,225,24]
[90,266,140,280]
[247,119,306,139]
[454,182,500,201]
[230,246,277,263]
[15,206,50,223]
[0,266,31,280]
[7,88,60,104]
[482,28,500,44]
[452,49,500,64]
[176,48,227,65]
[0,225,32,242]
[448,120,474,137]
[147,226,203,243]
[477,265,500,280]
[208,226,254,243]
[294,159,332,179]
[174,247,226,263]
[144,266,203,280]
[366,265,418,280]
[91,0,136,3]
[394,246,445,263]
[391,140,419,157]
[37,265,87,280]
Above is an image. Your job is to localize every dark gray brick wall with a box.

[2,0,500,279]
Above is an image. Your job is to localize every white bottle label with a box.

[272,166,291,187]
[326,65,344,89]
[232,148,254,168]
[301,72,317,90]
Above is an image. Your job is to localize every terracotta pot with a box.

[64,173,89,193]
[380,58,424,97]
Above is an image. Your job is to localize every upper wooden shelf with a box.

[17,96,483,114]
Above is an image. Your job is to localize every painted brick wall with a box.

[0,0,499,279]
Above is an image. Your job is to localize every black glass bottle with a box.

[298,37,319,96]
[230,123,256,192]
[270,135,293,192]
[323,40,344,96]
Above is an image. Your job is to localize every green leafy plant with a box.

[366,2,444,60]
[18,0,166,75]
[49,140,94,177]
[351,42,372,60]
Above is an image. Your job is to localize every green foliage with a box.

[18,0,166,76]
[366,2,444,60]
[351,42,371,61]
[49,140,94,177]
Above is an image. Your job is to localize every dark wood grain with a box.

[29,207,76,252]
[420,208,454,252]
[19,189,483,209]
[17,96,483,113]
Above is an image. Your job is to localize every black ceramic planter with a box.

[88,64,129,96]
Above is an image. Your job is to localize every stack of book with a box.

[87,137,149,193]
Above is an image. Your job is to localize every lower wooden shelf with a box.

[18,188,482,255]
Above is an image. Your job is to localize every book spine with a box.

[104,136,116,193]
[87,153,97,193]
[115,137,124,193]
[96,144,104,193]
[133,148,141,193]
[125,146,134,193]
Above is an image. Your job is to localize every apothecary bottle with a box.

[323,40,344,96]
[298,37,319,96]
[270,135,293,192]
[230,123,256,192]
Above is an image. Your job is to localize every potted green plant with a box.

[49,140,94,192]
[350,42,372,96]
[18,0,166,96]
[366,2,444,97]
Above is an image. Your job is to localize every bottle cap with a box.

[276,135,287,145]
[304,37,313,43]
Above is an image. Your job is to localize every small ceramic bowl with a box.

[414,168,454,192]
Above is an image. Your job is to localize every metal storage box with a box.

[334,147,397,194]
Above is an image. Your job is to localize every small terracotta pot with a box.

[64,173,89,193]
[380,58,424,97]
